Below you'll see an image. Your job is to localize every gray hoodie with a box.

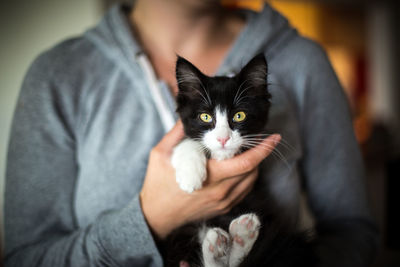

[5,3,378,267]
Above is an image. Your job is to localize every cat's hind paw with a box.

[228,213,261,267]
[202,228,231,267]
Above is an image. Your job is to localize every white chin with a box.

[211,149,237,161]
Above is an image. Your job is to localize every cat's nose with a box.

[217,136,230,147]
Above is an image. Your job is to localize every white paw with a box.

[202,228,231,267]
[228,213,261,267]
[174,162,206,193]
[171,139,207,193]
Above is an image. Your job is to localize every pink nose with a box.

[217,136,230,147]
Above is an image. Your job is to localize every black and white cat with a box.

[165,55,316,267]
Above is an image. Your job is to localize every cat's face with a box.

[176,54,271,160]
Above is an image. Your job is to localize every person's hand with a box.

[139,121,281,239]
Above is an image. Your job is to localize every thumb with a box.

[208,134,281,179]
[156,120,185,152]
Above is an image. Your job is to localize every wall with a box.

[0,0,102,259]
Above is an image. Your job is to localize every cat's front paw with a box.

[174,161,206,193]
[171,139,207,193]
[202,228,231,267]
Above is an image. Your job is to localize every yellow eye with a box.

[233,111,246,122]
[199,113,213,123]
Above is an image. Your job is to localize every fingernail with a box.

[272,134,281,145]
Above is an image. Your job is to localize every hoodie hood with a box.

[84,3,297,76]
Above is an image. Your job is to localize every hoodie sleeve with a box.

[298,41,379,266]
[4,51,163,267]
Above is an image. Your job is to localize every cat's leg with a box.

[201,227,231,267]
[171,138,207,193]
[228,213,260,267]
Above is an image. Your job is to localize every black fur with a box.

[163,55,317,267]
[175,54,271,140]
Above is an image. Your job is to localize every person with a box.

[4,0,378,266]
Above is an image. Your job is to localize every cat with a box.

[164,54,316,267]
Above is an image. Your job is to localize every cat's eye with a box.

[233,111,246,122]
[199,113,213,123]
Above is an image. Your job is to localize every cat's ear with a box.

[237,54,268,92]
[176,56,205,96]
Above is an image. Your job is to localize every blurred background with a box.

[0,0,399,266]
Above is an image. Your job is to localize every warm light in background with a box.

[267,1,370,143]
[222,0,264,11]
[224,0,371,143]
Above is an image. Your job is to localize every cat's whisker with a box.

[242,141,291,170]
[235,95,252,106]
[243,140,282,151]
[234,85,253,106]
[241,144,288,168]
[186,86,211,107]
[191,140,209,154]
[176,75,201,86]
[253,147,290,171]
[191,142,209,153]
[243,138,295,154]
[193,144,208,154]
[240,144,265,160]
[202,88,212,107]
[242,134,273,138]
[196,77,212,106]
[242,134,296,153]
[233,79,249,105]
[177,76,212,106]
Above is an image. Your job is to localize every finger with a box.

[208,134,281,181]
[225,169,258,208]
[214,169,257,214]
[156,120,185,151]
[202,169,241,187]
[204,168,257,205]
[203,173,243,197]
